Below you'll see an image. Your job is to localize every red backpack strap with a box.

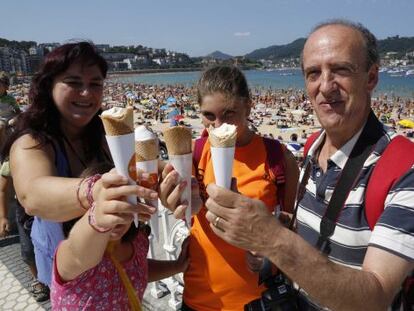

[263,137,286,210]
[365,135,414,230]
[304,131,322,158]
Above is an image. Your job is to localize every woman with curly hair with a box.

[4,42,155,296]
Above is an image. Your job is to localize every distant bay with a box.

[109,69,414,98]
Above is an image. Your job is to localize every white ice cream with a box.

[209,123,237,140]
[135,125,157,141]
[101,107,126,118]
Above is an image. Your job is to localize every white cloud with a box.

[234,32,251,37]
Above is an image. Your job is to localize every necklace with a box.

[61,134,88,169]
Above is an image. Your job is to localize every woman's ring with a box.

[213,216,221,227]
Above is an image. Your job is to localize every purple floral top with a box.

[51,232,149,310]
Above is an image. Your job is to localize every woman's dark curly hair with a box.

[3,41,108,162]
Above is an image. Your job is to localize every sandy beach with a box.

[100,81,414,153]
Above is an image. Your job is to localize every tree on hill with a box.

[378,36,414,56]
[0,38,37,51]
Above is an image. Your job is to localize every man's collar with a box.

[330,126,364,169]
[308,121,367,170]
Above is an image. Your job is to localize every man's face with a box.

[302,25,378,137]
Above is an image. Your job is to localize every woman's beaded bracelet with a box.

[76,177,89,210]
[85,174,102,208]
[88,202,112,233]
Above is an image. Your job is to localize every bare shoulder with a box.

[10,134,56,176]
[11,134,41,151]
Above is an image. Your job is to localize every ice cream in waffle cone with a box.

[208,123,237,189]
[101,107,134,136]
[163,126,192,155]
[135,125,159,188]
[100,106,138,226]
[135,126,159,162]
[163,126,193,226]
[134,125,160,239]
[208,123,237,147]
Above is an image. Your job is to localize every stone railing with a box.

[145,202,189,310]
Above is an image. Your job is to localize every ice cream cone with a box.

[101,106,138,227]
[101,107,134,136]
[208,123,237,189]
[135,139,159,162]
[134,125,160,239]
[163,126,192,155]
[163,126,192,227]
[208,124,237,147]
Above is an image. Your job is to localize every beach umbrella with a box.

[167,97,177,104]
[168,109,180,119]
[256,103,266,109]
[160,105,169,110]
[398,119,414,128]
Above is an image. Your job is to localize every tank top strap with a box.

[50,138,72,177]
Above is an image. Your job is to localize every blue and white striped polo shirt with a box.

[296,122,414,308]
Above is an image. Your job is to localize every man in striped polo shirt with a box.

[204,20,413,310]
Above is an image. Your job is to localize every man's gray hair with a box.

[301,19,379,71]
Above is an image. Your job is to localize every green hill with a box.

[378,36,414,56]
[245,36,414,60]
[245,38,306,60]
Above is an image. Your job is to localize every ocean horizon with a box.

[109,69,414,98]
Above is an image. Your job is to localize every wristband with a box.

[85,174,102,208]
[88,202,112,233]
[76,177,89,210]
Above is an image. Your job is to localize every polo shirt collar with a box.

[308,123,366,170]
[330,126,364,169]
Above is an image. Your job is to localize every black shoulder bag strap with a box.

[316,111,384,253]
[258,111,383,283]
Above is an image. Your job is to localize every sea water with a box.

[110,69,414,98]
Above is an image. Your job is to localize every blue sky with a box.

[1,0,413,57]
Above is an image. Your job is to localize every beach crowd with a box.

[9,78,414,142]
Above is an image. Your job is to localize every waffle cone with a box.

[163,126,192,155]
[208,130,237,148]
[135,139,159,162]
[101,107,134,136]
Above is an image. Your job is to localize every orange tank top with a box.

[184,135,278,311]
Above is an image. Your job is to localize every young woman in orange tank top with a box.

[159,65,299,311]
